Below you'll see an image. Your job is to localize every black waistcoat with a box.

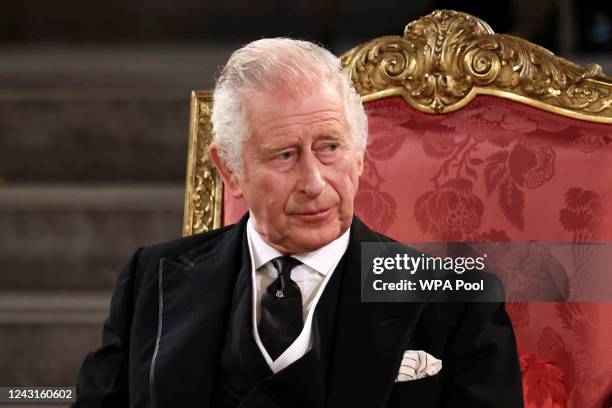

[211,238,348,408]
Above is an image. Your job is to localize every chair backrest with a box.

[183,10,612,407]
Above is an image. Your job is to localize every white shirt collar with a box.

[246,216,350,276]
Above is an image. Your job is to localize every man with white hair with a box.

[74,38,523,408]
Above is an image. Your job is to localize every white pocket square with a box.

[396,350,442,382]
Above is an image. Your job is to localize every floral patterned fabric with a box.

[222,95,612,407]
[520,351,567,408]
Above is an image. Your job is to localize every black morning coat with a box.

[73,214,523,408]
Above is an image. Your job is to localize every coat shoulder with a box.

[139,223,236,263]
[125,221,244,294]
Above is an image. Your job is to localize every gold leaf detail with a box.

[341,9,612,121]
[183,91,222,236]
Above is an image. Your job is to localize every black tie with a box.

[258,256,304,360]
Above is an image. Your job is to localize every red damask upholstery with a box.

[222,95,612,407]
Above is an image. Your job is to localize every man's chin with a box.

[288,227,348,253]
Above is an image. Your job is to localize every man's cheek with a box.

[336,171,359,194]
[334,182,357,207]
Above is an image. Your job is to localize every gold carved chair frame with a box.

[182,9,612,236]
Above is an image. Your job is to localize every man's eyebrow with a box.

[314,132,343,140]
[259,143,296,153]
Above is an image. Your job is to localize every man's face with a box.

[214,85,363,254]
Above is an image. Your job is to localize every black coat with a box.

[73,215,523,408]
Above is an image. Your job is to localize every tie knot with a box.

[271,256,301,278]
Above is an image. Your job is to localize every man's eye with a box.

[278,151,294,160]
[325,144,339,152]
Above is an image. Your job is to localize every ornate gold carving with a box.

[341,9,612,122]
[183,91,222,236]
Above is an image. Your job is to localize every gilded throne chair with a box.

[183,10,612,408]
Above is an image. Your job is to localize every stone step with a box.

[0,95,190,183]
[0,291,109,389]
[0,184,184,291]
[0,46,230,184]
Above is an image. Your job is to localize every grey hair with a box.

[211,37,368,179]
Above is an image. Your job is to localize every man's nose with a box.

[298,151,326,198]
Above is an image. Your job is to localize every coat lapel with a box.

[150,215,249,408]
[326,218,428,408]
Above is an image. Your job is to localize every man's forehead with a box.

[245,84,348,134]
[247,81,342,107]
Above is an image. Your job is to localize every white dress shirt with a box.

[246,217,350,373]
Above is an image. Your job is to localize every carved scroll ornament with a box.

[341,10,612,122]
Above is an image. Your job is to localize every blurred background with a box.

[0,0,610,396]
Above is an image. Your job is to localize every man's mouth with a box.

[293,207,333,219]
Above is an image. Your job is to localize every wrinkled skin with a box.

[210,85,363,254]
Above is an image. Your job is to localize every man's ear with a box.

[356,151,364,177]
[209,144,244,199]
